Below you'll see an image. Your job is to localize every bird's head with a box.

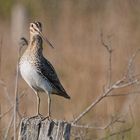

[29,21,54,48]
[30,21,42,36]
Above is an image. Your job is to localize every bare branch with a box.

[72,116,124,130]
[112,79,139,89]
[100,32,112,53]
[72,86,114,124]
[98,104,134,140]
[71,127,87,140]
[98,127,132,140]
[125,48,140,79]
[107,91,140,97]
[72,76,138,124]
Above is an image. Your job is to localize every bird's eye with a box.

[31,24,34,27]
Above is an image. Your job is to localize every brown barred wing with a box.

[37,57,70,99]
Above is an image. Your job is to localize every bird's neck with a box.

[28,35,43,56]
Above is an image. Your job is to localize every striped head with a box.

[30,21,42,36]
[29,21,54,48]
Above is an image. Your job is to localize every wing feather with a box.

[36,57,70,99]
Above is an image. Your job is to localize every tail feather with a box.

[52,91,70,99]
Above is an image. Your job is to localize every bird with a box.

[19,21,70,118]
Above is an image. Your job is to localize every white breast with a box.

[19,59,53,93]
[19,60,37,87]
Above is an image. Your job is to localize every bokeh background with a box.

[1,0,140,139]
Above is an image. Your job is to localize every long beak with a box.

[39,31,54,49]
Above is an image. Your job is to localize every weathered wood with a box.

[18,116,71,140]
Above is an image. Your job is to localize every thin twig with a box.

[0,93,25,118]
[107,91,140,97]
[72,116,123,130]
[129,105,135,127]
[112,79,139,89]
[100,32,113,88]
[72,35,139,138]
[4,114,14,140]
[0,104,1,140]
[72,86,114,124]
[125,48,140,79]
[98,127,132,140]
[72,45,140,124]
[98,106,134,140]
[13,46,20,140]
[0,37,3,77]
[0,37,2,140]
[72,77,138,124]
[0,79,13,105]
[72,80,116,124]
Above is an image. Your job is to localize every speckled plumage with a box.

[19,22,70,116]
[20,35,70,98]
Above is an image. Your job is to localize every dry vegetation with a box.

[1,0,140,139]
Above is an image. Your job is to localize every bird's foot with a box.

[41,115,52,121]
[28,113,44,120]
[37,113,45,119]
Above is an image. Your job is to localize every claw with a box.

[28,113,44,120]
[38,113,45,119]
[41,115,52,121]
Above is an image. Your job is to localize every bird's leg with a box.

[28,91,44,120]
[47,94,51,118]
[36,91,42,117]
[41,93,52,121]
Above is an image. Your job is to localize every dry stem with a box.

[72,77,138,124]
[100,32,113,88]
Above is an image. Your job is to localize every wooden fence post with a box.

[18,116,71,140]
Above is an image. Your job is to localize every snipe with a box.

[19,21,70,118]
